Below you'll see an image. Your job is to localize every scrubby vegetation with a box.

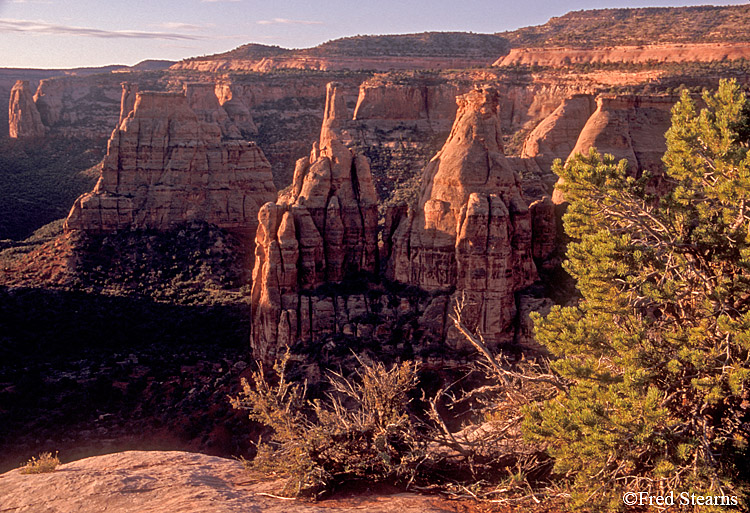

[19,452,60,474]
[502,5,750,48]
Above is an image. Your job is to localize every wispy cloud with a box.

[0,18,205,40]
[201,0,241,3]
[9,0,54,4]
[155,22,212,32]
[256,18,323,26]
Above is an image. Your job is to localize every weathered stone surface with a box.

[250,83,379,363]
[33,75,125,138]
[529,196,557,264]
[521,94,596,173]
[495,42,750,67]
[552,94,676,204]
[0,451,466,513]
[215,82,258,135]
[118,82,138,126]
[65,91,276,236]
[388,88,537,347]
[8,80,45,138]
[184,82,241,139]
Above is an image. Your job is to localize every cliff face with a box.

[33,75,125,138]
[494,42,750,67]
[521,94,596,173]
[65,91,276,236]
[250,83,379,363]
[353,82,463,125]
[8,80,45,138]
[172,55,494,73]
[388,88,538,347]
[552,94,675,203]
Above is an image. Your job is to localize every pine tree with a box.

[525,79,750,510]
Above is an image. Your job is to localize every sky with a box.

[0,0,748,69]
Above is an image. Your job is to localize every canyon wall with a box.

[495,42,750,67]
[65,90,277,236]
[551,93,676,203]
[172,55,494,73]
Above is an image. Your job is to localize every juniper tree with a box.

[525,79,750,510]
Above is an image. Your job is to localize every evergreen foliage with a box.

[526,79,750,510]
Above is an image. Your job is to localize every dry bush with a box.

[230,350,425,498]
[20,452,60,474]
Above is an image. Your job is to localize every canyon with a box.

[3,4,750,506]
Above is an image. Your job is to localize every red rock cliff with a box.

[388,88,537,346]
[65,91,276,236]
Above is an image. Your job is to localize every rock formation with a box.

[251,82,379,363]
[214,82,258,135]
[8,80,45,138]
[388,88,537,347]
[65,90,276,236]
[118,82,138,126]
[184,82,242,139]
[552,94,676,204]
[521,94,596,173]
[33,75,125,137]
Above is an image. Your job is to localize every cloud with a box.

[256,18,323,26]
[200,0,241,3]
[9,0,54,4]
[0,18,205,40]
[155,22,211,31]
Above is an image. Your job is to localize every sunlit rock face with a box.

[8,80,46,138]
[65,90,276,236]
[388,88,537,347]
[250,83,379,364]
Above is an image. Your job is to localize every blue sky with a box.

[0,0,748,69]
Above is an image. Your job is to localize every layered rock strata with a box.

[8,80,45,138]
[250,83,379,363]
[65,90,276,235]
[388,88,538,347]
[495,42,750,68]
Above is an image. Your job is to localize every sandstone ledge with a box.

[0,451,467,513]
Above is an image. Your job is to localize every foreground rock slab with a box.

[0,451,467,513]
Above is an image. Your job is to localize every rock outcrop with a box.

[552,94,676,204]
[388,88,537,347]
[33,75,125,138]
[8,80,45,138]
[65,90,276,236]
[0,451,465,513]
[521,94,596,173]
[250,83,379,363]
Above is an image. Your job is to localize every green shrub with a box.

[526,79,750,511]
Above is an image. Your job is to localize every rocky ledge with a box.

[0,451,469,513]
